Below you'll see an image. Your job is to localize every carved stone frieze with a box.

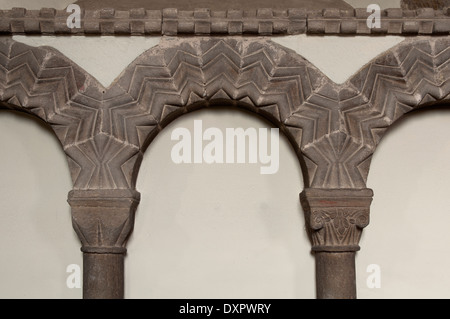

[0,6,449,36]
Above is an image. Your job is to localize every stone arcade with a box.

[0,0,449,299]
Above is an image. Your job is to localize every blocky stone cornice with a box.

[0,36,449,190]
[0,7,449,36]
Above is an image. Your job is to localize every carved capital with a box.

[68,189,141,254]
[300,188,373,252]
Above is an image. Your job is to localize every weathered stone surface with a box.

[68,189,141,253]
[67,189,140,298]
[1,37,450,190]
[300,188,373,299]
[315,252,357,299]
[83,253,124,299]
[0,5,448,35]
[300,188,373,252]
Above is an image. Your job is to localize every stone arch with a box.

[104,37,337,190]
[341,37,450,188]
[0,37,338,191]
[0,38,102,187]
[12,36,443,192]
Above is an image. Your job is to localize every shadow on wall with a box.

[0,109,82,299]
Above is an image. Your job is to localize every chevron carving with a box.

[0,36,449,190]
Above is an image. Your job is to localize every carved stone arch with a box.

[298,36,450,299]
[0,37,339,191]
[102,37,336,189]
[341,37,450,187]
[106,37,338,190]
[12,36,447,193]
[0,38,104,187]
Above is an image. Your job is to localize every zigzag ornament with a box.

[0,36,449,190]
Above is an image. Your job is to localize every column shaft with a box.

[315,251,356,299]
[83,253,124,299]
[300,188,373,299]
[68,189,140,299]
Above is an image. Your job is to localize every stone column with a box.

[68,189,141,299]
[300,188,373,299]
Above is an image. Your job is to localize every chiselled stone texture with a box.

[0,7,449,35]
[339,37,450,186]
[0,37,329,189]
[104,37,337,188]
[0,37,449,190]
[68,189,140,253]
[0,38,115,189]
[300,188,373,252]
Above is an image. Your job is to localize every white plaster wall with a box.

[357,110,450,299]
[0,111,81,299]
[1,8,450,299]
[126,109,313,299]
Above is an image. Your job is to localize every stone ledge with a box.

[0,7,448,35]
